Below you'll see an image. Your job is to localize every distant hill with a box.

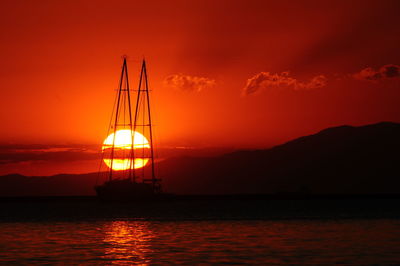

[0,173,98,197]
[1,122,399,196]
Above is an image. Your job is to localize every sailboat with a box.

[95,57,162,200]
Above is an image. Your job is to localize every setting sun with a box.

[102,129,150,170]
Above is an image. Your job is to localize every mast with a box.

[143,60,157,189]
[109,58,125,181]
[134,59,161,192]
[108,57,135,181]
[125,58,135,183]
[105,57,161,193]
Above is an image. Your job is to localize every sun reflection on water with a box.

[102,221,153,265]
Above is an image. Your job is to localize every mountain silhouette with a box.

[1,122,399,196]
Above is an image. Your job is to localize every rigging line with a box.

[122,82,127,180]
[96,66,122,185]
[124,72,130,179]
[125,59,135,182]
[150,90,160,183]
[109,58,126,180]
[142,85,145,182]
[133,61,143,140]
[134,60,144,180]
[143,60,157,186]
[133,60,143,179]
[124,67,130,180]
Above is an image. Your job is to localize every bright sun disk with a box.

[102,129,150,170]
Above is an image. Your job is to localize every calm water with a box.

[1,219,400,264]
[1,199,400,264]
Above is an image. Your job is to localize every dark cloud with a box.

[243,72,327,95]
[0,144,232,166]
[353,64,400,81]
[163,74,216,92]
[0,144,100,164]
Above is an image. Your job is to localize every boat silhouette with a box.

[95,57,163,200]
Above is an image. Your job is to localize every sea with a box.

[1,197,400,265]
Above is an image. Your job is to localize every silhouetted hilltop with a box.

[159,121,400,194]
[1,122,399,196]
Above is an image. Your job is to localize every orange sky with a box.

[0,0,400,175]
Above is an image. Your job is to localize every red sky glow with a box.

[0,0,399,175]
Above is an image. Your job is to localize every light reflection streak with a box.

[102,221,153,265]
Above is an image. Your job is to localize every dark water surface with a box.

[1,198,400,264]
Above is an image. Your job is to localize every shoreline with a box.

[2,193,400,202]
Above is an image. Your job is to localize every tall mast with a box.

[125,58,135,182]
[108,57,134,181]
[134,59,161,192]
[108,58,126,181]
[143,60,156,187]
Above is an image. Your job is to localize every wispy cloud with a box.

[164,74,216,92]
[0,144,100,164]
[353,64,400,82]
[243,72,327,95]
